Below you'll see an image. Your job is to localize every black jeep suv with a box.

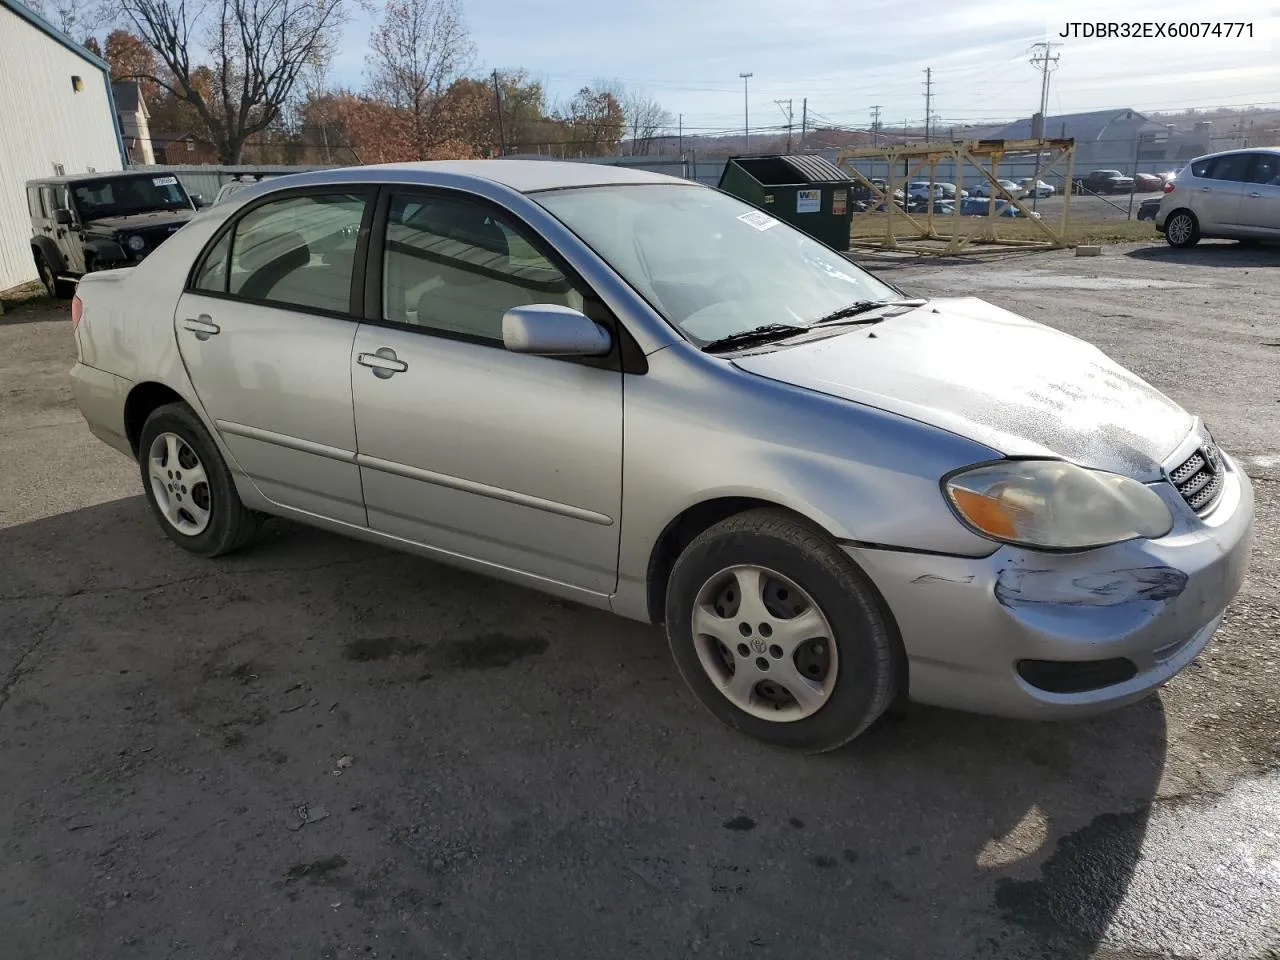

[26,171,202,296]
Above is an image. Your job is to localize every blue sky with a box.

[330,0,1279,134]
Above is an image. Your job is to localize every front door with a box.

[175,189,373,526]
[350,190,623,594]
[1240,153,1280,234]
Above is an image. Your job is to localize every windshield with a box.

[71,175,191,219]
[535,184,896,345]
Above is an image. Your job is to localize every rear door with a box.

[1195,153,1250,230]
[1239,153,1280,234]
[174,188,373,526]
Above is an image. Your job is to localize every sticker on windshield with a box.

[737,210,779,231]
[152,176,178,186]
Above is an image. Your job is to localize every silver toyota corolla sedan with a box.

[69,160,1254,753]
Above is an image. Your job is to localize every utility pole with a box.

[800,98,808,151]
[739,72,753,151]
[1028,42,1061,212]
[491,70,506,156]
[922,68,934,142]
[775,98,793,152]
[677,113,683,157]
[870,105,882,146]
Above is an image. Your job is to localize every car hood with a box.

[731,297,1193,480]
[84,211,194,233]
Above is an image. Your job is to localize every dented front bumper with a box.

[845,455,1254,719]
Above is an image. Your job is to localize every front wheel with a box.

[1164,210,1200,248]
[665,510,901,753]
[138,402,260,557]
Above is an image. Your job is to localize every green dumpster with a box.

[718,155,855,250]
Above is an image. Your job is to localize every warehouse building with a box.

[0,0,124,291]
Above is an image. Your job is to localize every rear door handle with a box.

[181,315,220,340]
[1248,191,1262,198]
[1200,186,1212,192]
[357,348,408,378]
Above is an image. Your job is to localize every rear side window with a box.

[38,187,53,217]
[27,188,40,218]
[1207,154,1251,182]
[191,193,367,314]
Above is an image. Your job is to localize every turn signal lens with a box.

[1163,182,1175,193]
[945,460,1174,550]
[71,294,83,329]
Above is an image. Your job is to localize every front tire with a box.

[1165,210,1200,248]
[665,510,901,753]
[138,402,260,557]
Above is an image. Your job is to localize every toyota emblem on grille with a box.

[1202,441,1222,474]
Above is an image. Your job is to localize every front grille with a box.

[1169,443,1225,514]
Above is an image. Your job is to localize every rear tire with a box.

[138,402,260,557]
[1164,210,1200,248]
[34,253,73,298]
[665,509,901,753]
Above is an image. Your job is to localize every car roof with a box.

[236,159,686,195]
[24,170,175,188]
[1187,146,1280,163]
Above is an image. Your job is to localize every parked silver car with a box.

[69,161,1253,752]
[1157,147,1280,246]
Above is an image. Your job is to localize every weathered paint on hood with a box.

[84,210,194,234]
[732,297,1194,480]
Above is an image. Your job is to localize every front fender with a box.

[85,237,127,265]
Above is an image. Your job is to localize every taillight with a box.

[71,294,83,328]
[1163,182,1175,193]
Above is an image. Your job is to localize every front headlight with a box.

[944,460,1173,550]
[125,234,145,252]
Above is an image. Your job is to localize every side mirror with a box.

[502,304,612,357]
[190,194,204,208]
[55,208,74,225]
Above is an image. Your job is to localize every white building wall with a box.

[0,3,122,290]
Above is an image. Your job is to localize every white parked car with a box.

[968,179,1020,199]
[1157,148,1280,247]
[1018,179,1055,198]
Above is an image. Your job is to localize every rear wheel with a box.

[138,403,260,557]
[34,253,73,298]
[1164,210,1200,248]
[665,509,900,753]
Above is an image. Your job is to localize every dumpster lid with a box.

[725,154,853,186]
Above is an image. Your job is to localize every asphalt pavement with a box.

[1,240,1278,960]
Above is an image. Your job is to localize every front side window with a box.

[194,193,367,314]
[71,175,191,219]
[536,184,896,345]
[381,193,581,342]
[1245,154,1280,186]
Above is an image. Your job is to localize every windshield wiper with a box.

[809,298,928,327]
[701,323,809,353]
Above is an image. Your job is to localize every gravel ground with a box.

[1,238,1278,960]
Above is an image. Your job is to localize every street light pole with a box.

[739,72,753,151]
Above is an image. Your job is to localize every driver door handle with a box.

[181,315,220,340]
[357,349,408,378]
[1248,191,1262,198]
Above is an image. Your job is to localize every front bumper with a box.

[845,455,1254,719]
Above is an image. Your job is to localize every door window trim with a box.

[363,185,647,374]
[184,185,377,321]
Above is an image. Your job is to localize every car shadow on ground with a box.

[1125,241,1280,267]
[0,497,1167,959]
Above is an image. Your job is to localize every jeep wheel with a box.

[35,253,73,299]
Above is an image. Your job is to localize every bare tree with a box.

[115,0,346,162]
[366,0,473,159]
[21,0,83,35]
[622,89,673,156]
